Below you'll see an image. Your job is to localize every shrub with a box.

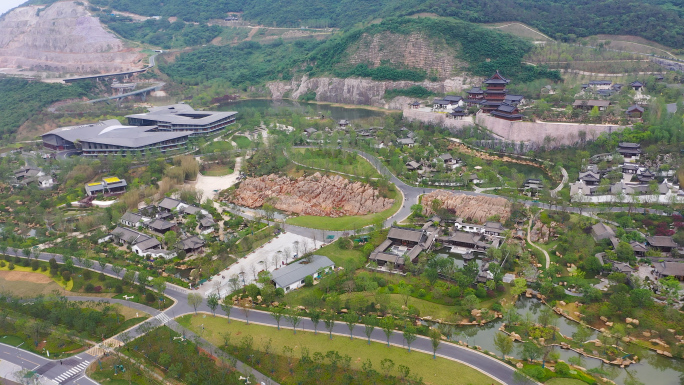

[21,259,30,267]
[388,285,395,293]
[14,256,20,263]
[3,255,9,262]
[83,270,92,280]
[0,261,4,268]
[49,257,57,269]
[84,283,95,292]
[555,361,570,376]
[62,270,71,282]
[145,292,156,303]
[417,289,427,298]
[376,277,387,287]
[49,268,57,276]
[94,286,102,293]
[40,265,47,272]
[337,237,353,250]
[99,272,106,281]
[491,303,503,312]
[115,284,124,294]
[275,288,284,297]
[31,260,39,271]
[524,366,546,381]
[304,275,314,287]
[8,263,14,270]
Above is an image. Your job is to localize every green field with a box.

[202,165,233,176]
[0,335,24,347]
[290,148,382,178]
[285,188,402,231]
[232,135,252,149]
[178,314,501,385]
[545,379,588,385]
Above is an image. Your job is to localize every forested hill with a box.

[85,0,684,49]
[161,18,559,87]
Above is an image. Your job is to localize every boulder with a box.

[626,317,633,324]
[632,319,639,326]
[600,316,608,322]
[643,331,651,337]
[606,322,613,327]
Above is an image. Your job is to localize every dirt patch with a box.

[0,270,53,283]
[421,190,511,223]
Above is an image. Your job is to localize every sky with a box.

[0,0,26,16]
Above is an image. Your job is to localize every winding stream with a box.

[437,298,683,385]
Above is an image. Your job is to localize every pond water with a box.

[434,298,683,385]
[215,99,387,122]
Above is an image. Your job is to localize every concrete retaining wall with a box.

[403,108,627,146]
[403,108,476,129]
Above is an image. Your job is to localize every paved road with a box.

[5,250,520,384]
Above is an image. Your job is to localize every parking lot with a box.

[197,231,322,298]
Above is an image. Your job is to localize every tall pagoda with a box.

[481,70,510,112]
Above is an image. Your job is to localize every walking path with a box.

[2,250,521,384]
[551,167,568,198]
[527,214,550,269]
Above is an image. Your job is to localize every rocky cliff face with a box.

[231,173,394,217]
[267,74,479,109]
[346,32,462,79]
[0,1,144,74]
[422,190,511,223]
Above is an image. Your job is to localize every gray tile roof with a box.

[158,197,182,211]
[42,120,191,149]
[121,212,143,224]
[180,235,205,250]
[387,227,425,243]
[199,217,215,227]
[271,255,335,289]
[146,219,174,231]
[126,104,237,126]
[134,237,161,251]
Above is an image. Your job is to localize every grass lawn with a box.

[0,264,73,291]
[178,314,501,385]
[88,355,152,385]
[285,188,402,231]
[545,379,588,385]
[290,148,382,178]
[232,135,251,149]
[0,335,24,347]
[202,164,233,176]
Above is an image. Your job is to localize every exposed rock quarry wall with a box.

[0,1,144,74]
[346,32,462,79]
[231,173,394,217]
[267,75,479,109]
[422,190,511,223]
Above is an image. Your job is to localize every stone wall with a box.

[402,108,476,129]
[475,113,626,146]
[403,108,627,147]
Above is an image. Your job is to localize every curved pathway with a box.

[3,250,521,384]
[527,214,550,269]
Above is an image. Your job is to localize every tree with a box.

[429,328,441,359]
[519,341,542,361]
[362,315,376,345]
[308,309,321,334]
[188,293,203,314]
[616,241,636,263]
[286,311,302,334]
[494,332,514,359]
[510,278,528,297]
[659,276,680,305]
[323,311,335,340]
[572,325,592,347]
[96,257,107,273]
[343,312,357,340]
[271,307,284,330]
[220,298,233,322]
[111,264,123,278]
[403,324,417,352]
[164,231,178,248]
[207,293,220,316]
[137,270,150,291]
[380,316,395,348]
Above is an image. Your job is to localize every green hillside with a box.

[85,0,684,49]
[161,17,559,87]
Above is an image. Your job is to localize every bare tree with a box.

[250,263,258,281]
[283,248,291,264]
[292,241,300,258]
[273,251,281,268]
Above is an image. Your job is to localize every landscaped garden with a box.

[178,314,499,385]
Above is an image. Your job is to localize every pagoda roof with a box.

[484,70,510,85]
[467,87,484,94]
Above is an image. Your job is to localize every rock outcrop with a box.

[267,74,479,109]
[421,190,511,223]
[0,1,144,75]
[231,173,394,217]
[345,32,462,79]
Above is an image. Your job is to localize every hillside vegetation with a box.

[83,0,684,49]
[162,17,559,87]
[0,78,96,139]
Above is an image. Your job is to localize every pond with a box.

[433,298,684,385]
[215,99,387,122]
